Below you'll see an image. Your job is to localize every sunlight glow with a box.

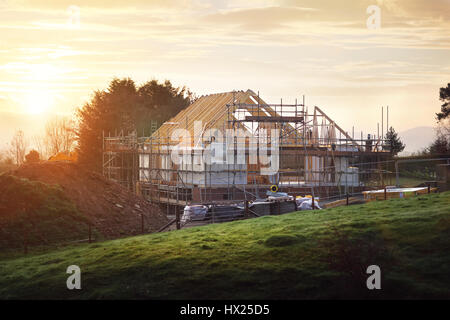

[23,89,54,114]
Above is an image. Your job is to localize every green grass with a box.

[397,176,427,187]
[1,192,450,299]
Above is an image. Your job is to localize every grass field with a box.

[1,191,449,299]
[397,176,428,187]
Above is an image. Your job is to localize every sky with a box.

[0,0,449,151]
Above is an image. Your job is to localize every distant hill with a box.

[399,126,435,155]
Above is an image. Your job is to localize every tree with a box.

[9,130,27,166]
[428,134,450,155]
[384,127,405,155]
[427,84,450,155]
[436,83,450,121]
[25,150,40,163]
[44,116,76,157]
[135,80,193,134]
[32,134,48,160]
[76,78,193,172]
[76,78,138,172]
[0,151,15,173]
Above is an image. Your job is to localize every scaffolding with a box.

[102,130,139,192]
[103,90,393,216]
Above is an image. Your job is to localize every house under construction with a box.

[103,89,392,213]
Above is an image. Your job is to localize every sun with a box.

[24,89,54,114]
[20,63,60,114]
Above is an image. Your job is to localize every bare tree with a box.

[32,134,49,160]
[9,130,27,166]
[437,119,450,139]
[45,116,76,157]
[0,149,15,173]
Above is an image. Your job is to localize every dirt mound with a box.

[8,161,168,239]
[0,174,89,249]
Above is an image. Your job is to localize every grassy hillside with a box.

[1,192,449,299]
[9,162,168,238]
[0,174,90,252]
[0,162,168,257]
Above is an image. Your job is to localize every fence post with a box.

[312,195,315,210]
[244,200,249,218]
[176,207,180,230]
[428,185,431,194]
[141,214,145,233]
[24,236,28,255]
[88,224,92,243]
[395,160,400,187]
[346,193,349,206]
[384,187,387,200]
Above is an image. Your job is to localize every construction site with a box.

[102,89,404,227]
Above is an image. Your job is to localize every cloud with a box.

[13,0,200,10]
[0,0,448,138]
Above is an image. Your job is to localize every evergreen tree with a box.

[384,127,405,155]
[25,150,40,163]
[428,135,450,155]
[76,78,192,172]
[436,83,450,121]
